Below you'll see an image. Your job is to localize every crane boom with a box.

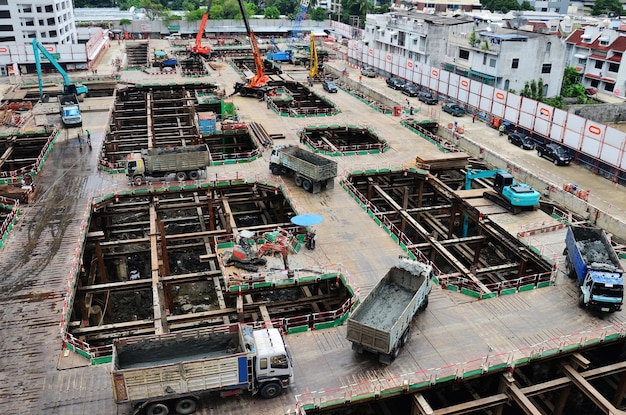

[237,0,268,89]
[192,0,213,56]
[309,32,318,79]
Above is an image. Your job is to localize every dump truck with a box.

[111,323,293,415]
[125,144,210,185]
[346,257,433,364]
[564,225,624,312]
[58,94,82,127]
[269,145,337,193]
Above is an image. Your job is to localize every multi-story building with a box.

[565,26,626,97]
[0,0,78,44]
[361,11,566,97]
[523,0,569,14]
[404,0,481,14]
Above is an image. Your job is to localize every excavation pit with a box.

[300,124,389,155]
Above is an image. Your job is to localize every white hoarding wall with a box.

[348,41,626,175]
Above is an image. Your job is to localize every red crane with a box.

[191,1,213,57]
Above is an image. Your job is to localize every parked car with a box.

[418,92,438,105]
[536,143,573,165]
[361,67,377,78]
[322,80,338,93]
[508,133,535,150]
[442,103,465,116]
[386,77,406,90]
[401,83,420,97]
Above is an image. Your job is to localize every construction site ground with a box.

[1,38,626,415]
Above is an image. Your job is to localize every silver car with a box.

[361,67,377,78]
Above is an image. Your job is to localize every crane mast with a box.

[237,0,268,89]
[191,0,213,57]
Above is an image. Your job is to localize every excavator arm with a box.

[237,0,268,88]
[309,32,318,79]
[192,0,213,56]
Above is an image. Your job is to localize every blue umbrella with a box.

[290,214,323,226]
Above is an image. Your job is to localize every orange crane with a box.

[233,0,271,97]
[190,0,213,58]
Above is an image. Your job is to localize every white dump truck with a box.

[111,323,293,415]
[346,257,433,364]
[125,144,210,185]
[58,94,82,127]
[269,145,337,193]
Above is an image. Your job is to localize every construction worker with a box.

[499,124,505,136]
[86,130,91,144]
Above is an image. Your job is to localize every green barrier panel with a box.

[365,169,377,174]
[337,313,349,325]
[345,151,356,156]
[253,282,273,289]
[500,288,517,295]
[229,284,248,291]
[561,343,580,353]
[409,381,431,391]
[435,375,456,384]
[275,279,295,286]
[516,357,531,365]
[380,387,403,397]
[134,189,149,194]
[488,363,508,372]
[482,292,498,299]
[461,288,480,298]
[537,281,552,288]
[446,285,459,292]
[391,234,399,244]
[584,338,601,347]
[407,252,417,261]
[216,181,230,186]
[462,369,483,379]
[519,284,535,292]
[299,276,317,284]
[358,151,369,156]
[168,186,182,191]
[400,242,408,252]
[287,325,309,334]
[541,349,558,358]
[368,211,375,219]
[92,355,112,365]
[383,227,391,235]
[314,321,338,330]
[351,393,375,403]
[224,159,237,165]
[379,168,390,173]
[605,333,621,341]
[374,218,382,226]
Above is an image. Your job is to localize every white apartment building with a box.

[360,11,566,97]
[0,0,78,44]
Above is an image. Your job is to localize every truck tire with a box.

[419,295,429,311]
[176,171,187,181]
[134,176,145,186]
[578,293,585,308]
[565,257,576,279]
[188,170,200,180]
[146,402,169,415]
[294,176,303,187]
[260,381,283,399]
[302,179,313,192]
[175,397,198,414]
[240,89,248,97]
[270,165,281,175]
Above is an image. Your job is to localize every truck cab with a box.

[580,273,624,312]
[251,328,293,398]
[125,153,146,184]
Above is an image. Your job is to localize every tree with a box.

[591,0,623,16]
[185,8,205,20]
[139,0,165,20]
[264,5,280,18]
[310,7,327,21]
[119,18,132,32]
[469,28,477,47]
[520,1,534,10]
[480,0,524,13]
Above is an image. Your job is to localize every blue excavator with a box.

[33,38,88,103]
[465,169,540,214]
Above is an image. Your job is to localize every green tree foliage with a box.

[310,6,328,21]
[480,0,525,13]
[264,5,280,18]
[591,0,623,16]
[520,1,534,10]
[185,8,206,20]
[267,0,297,15]
[341,0,372,25]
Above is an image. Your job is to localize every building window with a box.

[543,84,548,96]
[47,17,55,25]
[36,6,41,12]
[512,58,519,69]
[489,58,496,67]
[541,64,552,73]
[0,24,14,31]
[590,79,599,87]
[609,63,619,72]
[504,79,510,90]
[595,60,603,69]
[22,6,31,12]
[546,42,551,53]
[48,30,57,37]
[550,25,557,31]
[0,0,8,5]
[45,4,53,12]
[38,19,43,25]
[0,10,9,18]
[459,49,469,60]
[578,58,586,65]
[483,54,487,65]
[605,82,615,92]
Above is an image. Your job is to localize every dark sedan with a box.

[401,83,420,97]
[508,133,535,150]
[418,92,438,105]
[442,103,465,116]
[536,143,573,165]
[322,80,338,93]
[386,77,406,90]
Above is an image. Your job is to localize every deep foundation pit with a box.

[69,182,353,350]
[345,169,553,295]
[125,40,149,69]
[300,124,389,154]
[103,84,263,170]
[267,81,339,117]
[231,56,283,75]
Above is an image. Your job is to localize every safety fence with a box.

[401,120,461,154]
[341,169,557,297]
[295,321,626,414]
[0,128,57,185]
[0,196,20,250]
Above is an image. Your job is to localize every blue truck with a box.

[564,225,624,312]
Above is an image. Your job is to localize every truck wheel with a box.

[188,170,200,180]
[294,176,303,187]
[260,381,283,399]
[133,176,144,186]
[392,346,400,359]
[565,257,576,279]
[176,172,187,181]
[302,179,313,192]
[419,295,429,311]
[174,397,198,414]
[401,328,410,346]
[146,403,169,415]
[240,89,248,97]
[270,165,281,175]
[578,294,585,308]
